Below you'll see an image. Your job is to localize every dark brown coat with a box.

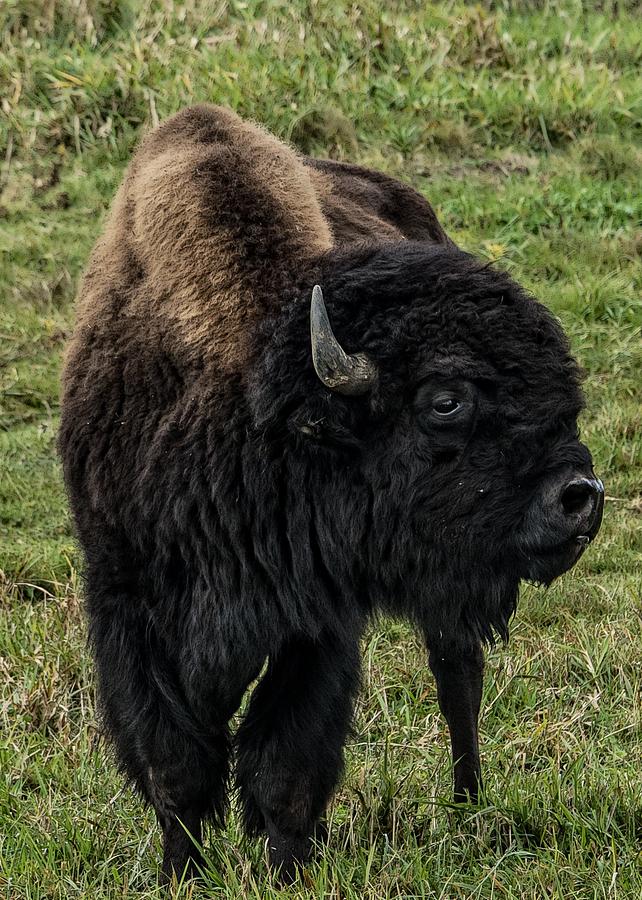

[59,103,601,884]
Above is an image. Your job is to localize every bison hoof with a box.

[160,850,203,887]
[265,829,314,884]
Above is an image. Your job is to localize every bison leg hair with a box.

[152,731,232,885]
[234,631,361,882]
[427,641,484,803]
[85,571,253,884]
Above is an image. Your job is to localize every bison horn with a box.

[310,285,377,395]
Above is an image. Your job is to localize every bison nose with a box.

[559,476,604,537]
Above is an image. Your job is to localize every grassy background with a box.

[1,1,641,897]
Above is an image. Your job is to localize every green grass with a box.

[1,1,641,896]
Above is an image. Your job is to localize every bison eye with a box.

[432,396,461,417]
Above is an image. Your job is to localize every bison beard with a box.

[58,105,603,883]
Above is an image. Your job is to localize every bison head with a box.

[252,241,603,645]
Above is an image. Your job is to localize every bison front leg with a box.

[84,563,257,886]
[427,641,484,803]
[235,631,361,883]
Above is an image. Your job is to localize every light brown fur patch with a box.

[73,105,333,372]
[69,105,449,377]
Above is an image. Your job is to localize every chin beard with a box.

[397,557,521,649]
[519,537,588,586]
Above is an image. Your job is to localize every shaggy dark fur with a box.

[59,104,603,883]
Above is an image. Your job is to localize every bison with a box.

[59,104,604,882]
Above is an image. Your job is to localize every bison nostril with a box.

[560,478,598,517]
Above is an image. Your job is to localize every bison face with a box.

[289,243,604,639]
[251,243,603,643]
[407,369,603,587]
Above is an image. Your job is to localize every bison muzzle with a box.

[58,104,604,883]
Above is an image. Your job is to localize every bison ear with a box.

[310,285,377,396]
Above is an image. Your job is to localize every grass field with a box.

[1,1,641,897]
